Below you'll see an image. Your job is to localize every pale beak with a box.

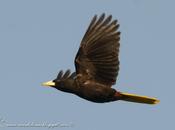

[42,80,55,87]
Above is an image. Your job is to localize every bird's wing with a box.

[75,13,120,86]
[53,70,76,82]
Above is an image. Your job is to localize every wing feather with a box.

[75,13,120,86]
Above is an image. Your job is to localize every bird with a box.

[42,13,159,104]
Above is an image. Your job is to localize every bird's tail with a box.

[119,92,159,105]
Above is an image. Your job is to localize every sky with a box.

[0,0,174,130]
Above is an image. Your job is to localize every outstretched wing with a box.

[75,13,120,86]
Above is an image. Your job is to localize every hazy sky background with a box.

[0,0,174,130]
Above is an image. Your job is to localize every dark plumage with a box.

[42,13,159,104]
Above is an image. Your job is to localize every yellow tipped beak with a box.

[42,80,55,86]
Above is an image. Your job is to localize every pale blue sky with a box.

[0,0,174,130]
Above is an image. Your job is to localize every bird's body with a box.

[42,13,159,104]
[51,72,120,103]
[76,78,119,103]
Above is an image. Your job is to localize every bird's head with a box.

[42,70,76,91]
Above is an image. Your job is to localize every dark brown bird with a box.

[42,13,159,104]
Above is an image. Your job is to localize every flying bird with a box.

[42,13,159,104]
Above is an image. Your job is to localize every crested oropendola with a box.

[42,13,159,104]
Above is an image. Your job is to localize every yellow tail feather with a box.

[120,92,160,105]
